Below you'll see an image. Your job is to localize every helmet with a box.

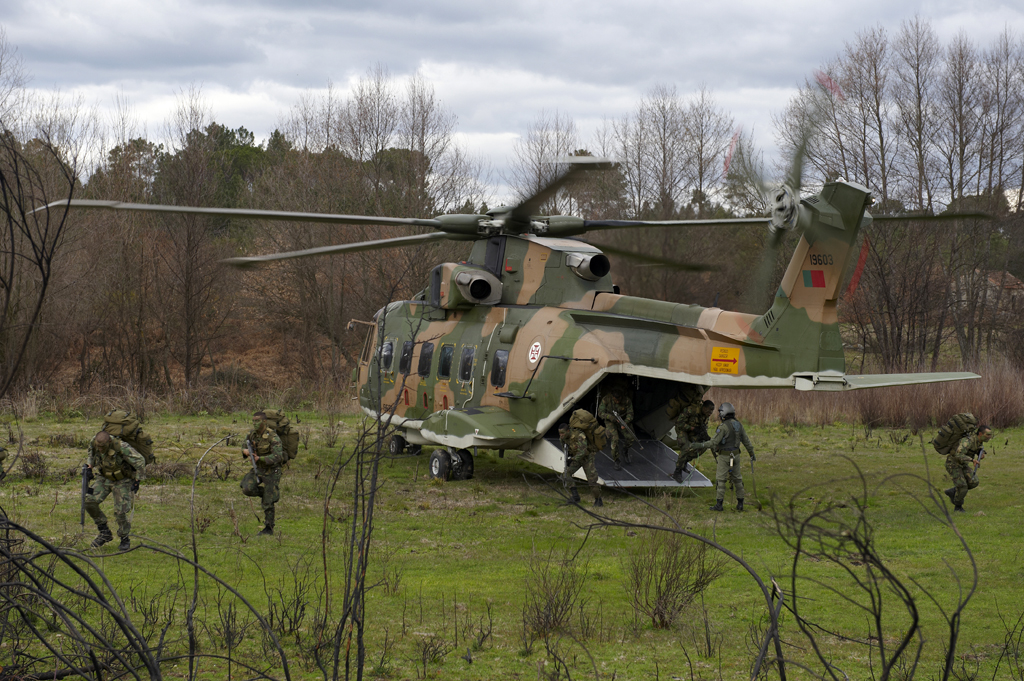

[718,402,736,420]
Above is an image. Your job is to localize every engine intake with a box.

[565,253,611,281]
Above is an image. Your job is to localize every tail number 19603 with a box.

[809,253,833,266]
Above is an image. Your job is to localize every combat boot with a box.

[709,499,724,512]
[953,505,965,513]
[118,536,130,551]
[594,497,603,507]
[566,488,581,505]
[613,459,622,471]
[670,470,683,483]
[944,488,956,503]
[258,526,274,536]
[91,524,113,548]
[736,498,744,512]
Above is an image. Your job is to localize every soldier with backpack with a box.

[102,410,156,466]
[944,423,993,513]
[84,431,146,551]
[559,409,604,507]
[240,410,288,535]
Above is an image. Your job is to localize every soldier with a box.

[84,431,145,550]
[671,399,715,482]
[559,420,603,507]
[944,424,992,513]
[692,402,755,512]
[242,410,287,535]
[597,380,635,470]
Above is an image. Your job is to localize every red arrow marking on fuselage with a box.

[714,358,738,364]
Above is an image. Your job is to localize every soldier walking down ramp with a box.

[559,412,603,507]
[671,399,714,482]
[241,411,287,535]
[692,402,755,512]
[84,431,146,550]
[597,380,635,470]
[944,424,992,513]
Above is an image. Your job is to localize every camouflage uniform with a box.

[560,427,602,504]
[597,388,635,465]
[85,438,146,541]
[695,417,754,506]
[945,433,983,508]
[672,402,711,477]
[245,425,286,531]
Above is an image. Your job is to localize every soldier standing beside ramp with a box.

[692,402,755,512]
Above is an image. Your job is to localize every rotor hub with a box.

[769,184,799,234]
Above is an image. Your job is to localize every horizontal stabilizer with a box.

[842,372,980,390]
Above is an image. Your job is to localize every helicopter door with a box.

[455,345,477,408]
[363,333,396,408]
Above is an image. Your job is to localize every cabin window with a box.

[378,341,394,371]
[437,344,454,379]
[418,343,435,377]
[399,341,414,374]
[458,347,475,382]
[490,349,509,387]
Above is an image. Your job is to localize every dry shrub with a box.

[522,547,590,641]
[18,451,47,480]
[145,462,192,481]
[624,529,728,629]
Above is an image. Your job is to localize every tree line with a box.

[0,20,1021,404]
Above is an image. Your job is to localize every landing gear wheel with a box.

[428,450,451,480]
[388,434,407,456]
[452,448,475,480]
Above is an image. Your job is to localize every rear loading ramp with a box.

[529,438,711,488]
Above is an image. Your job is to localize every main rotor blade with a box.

[222,232,451,268]
[870,211,991,222]
[34,199,443,229]
[509,158,614,227]
[585,241,717,272]
[582,217,769,232]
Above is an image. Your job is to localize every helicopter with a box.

[44,156,980,489]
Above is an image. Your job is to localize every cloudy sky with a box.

[5,0,1024,202]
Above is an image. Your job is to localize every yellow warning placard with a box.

[710,346,740,374]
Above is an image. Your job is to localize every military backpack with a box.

[102,409,155,465]
[931,413,979,456]
[569,409,607,450]
[263,409,300,460]
[665,384,704,420]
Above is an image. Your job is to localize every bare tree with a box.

[505,109,580,214]
[684,85,734,218]
[153,86,236,389]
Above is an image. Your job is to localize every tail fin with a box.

[749,180,872,373]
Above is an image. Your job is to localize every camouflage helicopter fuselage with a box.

[355,179,947,476]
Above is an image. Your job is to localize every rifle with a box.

[973,448,986,473]
[612,411,644,450]
[245,438,261,482]
[80,463,92,527]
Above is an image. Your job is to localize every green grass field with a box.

[1,411,1021,680]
